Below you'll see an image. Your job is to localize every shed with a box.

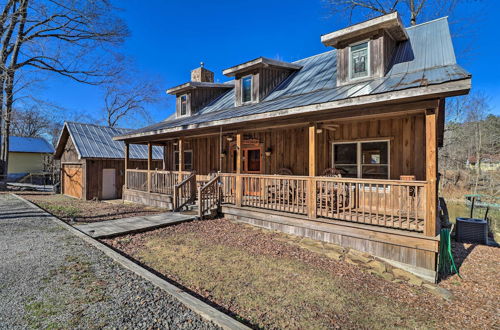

[2,136,54,175]
[54,122,163,200]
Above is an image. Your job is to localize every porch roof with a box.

[115,17,470,141]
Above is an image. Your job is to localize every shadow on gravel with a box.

[99,240,257,330]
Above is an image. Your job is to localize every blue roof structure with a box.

[118,17,470,139]
[6,136,54,153]
[58,122,163,159]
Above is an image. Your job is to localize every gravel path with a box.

[0,194,219,329]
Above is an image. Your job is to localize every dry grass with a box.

[23,193,164,223]
[106,219,499,329]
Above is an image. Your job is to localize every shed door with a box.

[62,165,83,199]
[102,168,117,200]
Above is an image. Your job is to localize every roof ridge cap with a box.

[406,16,448,29]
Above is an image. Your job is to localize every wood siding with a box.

[85,159,162,200]
[162,113,426,180]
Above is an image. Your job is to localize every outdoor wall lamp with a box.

[226,136,233,142]
[265,148,272,157]
[220,151,226,158]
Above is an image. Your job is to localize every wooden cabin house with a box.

[54,122,163,200]
[114,13,471,282]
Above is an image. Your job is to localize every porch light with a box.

[265,148,272,157]
[220,151,226,158]
[316,128,323,134]
[173,142,178,146]
[226,136,233,142]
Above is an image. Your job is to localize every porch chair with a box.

[318,168,350,215]
[267,168,294,205]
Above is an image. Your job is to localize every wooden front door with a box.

[62,165,83,199]
[243,148,262,196]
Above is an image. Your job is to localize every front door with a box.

[243,148,262,196]
[102,168,117,199]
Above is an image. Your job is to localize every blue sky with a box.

[40,0,499,126]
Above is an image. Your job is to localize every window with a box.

[174,150,192,171]
[241,75,253,103]
[332,140,389,179]
[180,94,188,116]
[350,41,369,79]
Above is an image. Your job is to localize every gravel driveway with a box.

[0,194,219,329]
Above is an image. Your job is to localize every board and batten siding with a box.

[162,113,426,180]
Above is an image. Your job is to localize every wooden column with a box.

[308,124,317,218]
[235,133,242,207]
[178,138,184,182]
[124,143,129,189]
[147,142,152,193]
[425,109,438,237]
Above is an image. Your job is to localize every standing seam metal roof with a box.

[64,122,163,159]
[121,17,470,138]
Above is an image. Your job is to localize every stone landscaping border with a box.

[12,194,250,330]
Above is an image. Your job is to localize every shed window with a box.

[332,140,389,179]
[180,94,188,116]
[241,76,253,103]
[350,42,369,79]
[174,150,192,171]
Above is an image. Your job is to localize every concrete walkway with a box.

[76,213,196,238]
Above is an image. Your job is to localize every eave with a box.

[223,57,303,77]
[321,12,408,48]
[166,81,233,95]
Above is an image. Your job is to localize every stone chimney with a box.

[191,62,214,82]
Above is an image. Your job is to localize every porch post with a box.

[235,133,242,207]
[147,142,152,193]
[308,124,317,218]
[178,137,184,182]
[124,143,129,189]
[425,108,438,237]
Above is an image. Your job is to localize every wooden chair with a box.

[267,168,294,205]
[321,168,343,177]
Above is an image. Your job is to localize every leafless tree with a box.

[11,105,50,137]
[324,0,463,26]
[102,77,160,128]
[0,0,128,175]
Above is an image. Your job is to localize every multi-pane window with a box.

[350,42,369,79]
[241,76,252,103]
[180,94,188,116]
[333,140,389,179]
[174,150,192,171]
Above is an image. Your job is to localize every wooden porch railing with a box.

[173,172,197,211]
[219,173,429,233]
[126,169,148,192]
[198,175,221,219]
[150,170,178,195]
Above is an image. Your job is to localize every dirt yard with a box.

[23,193,165,223]
[105,218,500,329]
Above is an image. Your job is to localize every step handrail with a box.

[198,175,221,219]
[173,172,197,211]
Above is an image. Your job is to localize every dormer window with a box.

[350,41,369,79]
[241,75,253,103]
[180,94,188,116]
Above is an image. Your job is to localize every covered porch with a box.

[121,100,441,238]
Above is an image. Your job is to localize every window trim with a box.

[173,149,193,171]
[348,40,370,81]
[240,75,253,104]
[332,139,390,179]
[179,94,189,117]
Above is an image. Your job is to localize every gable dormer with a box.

[167,64,233,118]
[223,57,302,106]
[321,12,408,86]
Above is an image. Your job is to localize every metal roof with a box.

[63,122,163,159]
[5,136,54,153]
[120,17,470,139]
